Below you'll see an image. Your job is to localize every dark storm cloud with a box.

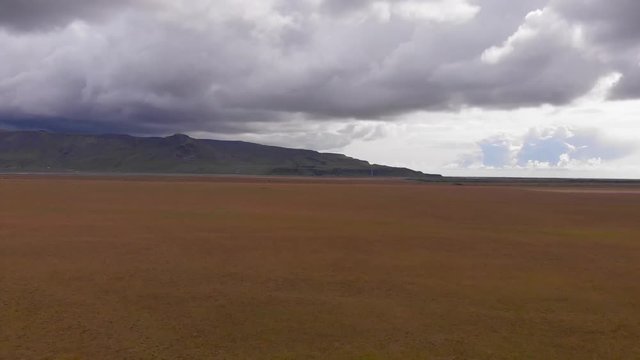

[612,68,640,100]
[0,0,638,139]
[0,0,140,32]
[320,0,371,15]
[554,0,640,46]
[219,0,561,118]
[552,0,640,99]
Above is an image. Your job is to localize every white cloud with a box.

[481,8,585,65]
[452,126,637,170]
[481,9,544,64]
[390,0,480,23]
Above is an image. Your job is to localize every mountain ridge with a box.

[0,130,440,178]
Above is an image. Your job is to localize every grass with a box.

[1,176,640,359]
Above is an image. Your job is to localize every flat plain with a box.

[1,176,640,359]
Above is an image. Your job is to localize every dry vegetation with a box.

[1,176,640,359]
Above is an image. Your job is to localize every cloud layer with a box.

[0,0,639,140]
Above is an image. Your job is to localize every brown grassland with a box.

[1,176,640,359]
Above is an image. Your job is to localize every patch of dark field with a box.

[1,176,640,359]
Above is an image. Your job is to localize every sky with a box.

[1,0,639,178]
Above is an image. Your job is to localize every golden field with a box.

[1,176,640,359]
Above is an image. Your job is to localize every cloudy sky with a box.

[1,0,639,178]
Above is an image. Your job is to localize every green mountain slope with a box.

[0,130,440,177]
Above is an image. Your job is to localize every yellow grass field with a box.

[1,176,640,359]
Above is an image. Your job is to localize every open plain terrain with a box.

[1,176,640,359]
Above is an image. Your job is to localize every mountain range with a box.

[0,130,440,178]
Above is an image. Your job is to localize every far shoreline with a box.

[1,172,640,187]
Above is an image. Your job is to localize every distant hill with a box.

[0,130,440,178]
